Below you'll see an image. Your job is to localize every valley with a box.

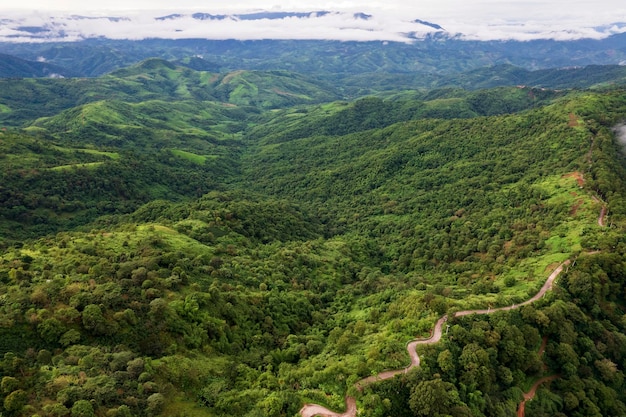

[0,55,625,417]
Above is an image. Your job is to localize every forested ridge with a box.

[1,61,626,417]
[3,36,626,80]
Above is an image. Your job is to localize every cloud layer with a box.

[1,8,625,43]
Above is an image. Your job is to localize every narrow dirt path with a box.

[516,335,556,417]
[592,196,607,227]
[517,375,559,417]
[299,262,569,417]
[598,206,607,227]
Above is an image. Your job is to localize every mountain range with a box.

[1,34,626,82]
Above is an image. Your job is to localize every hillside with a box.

[434,64,626,90]
[0,80,569,242]
[0,59,339,127]
[0,61,344,242]
[0,62,626,417]
[0,53,77,78]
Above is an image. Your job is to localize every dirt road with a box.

[300,202,605,417]
[299,262,568,417]
[300,397,356,417]
[598,206,607,227]
[517,376,559,417]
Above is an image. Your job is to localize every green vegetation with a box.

[170,149,212,165]
[1,61,626,417]
[0,126,237,241]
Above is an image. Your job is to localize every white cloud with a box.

[614,124,626,154]
[0,3,625,42]
[0,10,441,42]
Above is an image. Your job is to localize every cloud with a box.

[614,124,626,154]
[0,10,441,42]
[0,8,625,43]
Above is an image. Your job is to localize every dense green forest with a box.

[1,60,626,417]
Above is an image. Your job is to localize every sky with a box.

[2,0,626,42]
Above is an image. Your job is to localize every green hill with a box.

[1,63,626,417]
[28,99,246,147]
[0,59,340,127]
[434,64,626,90]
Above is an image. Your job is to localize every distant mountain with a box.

[0,53,76,78]
[174,56,222,72]
[413,19,444,30]
[1,34,626,79]
[157,11,336,21]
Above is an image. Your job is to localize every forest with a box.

[0,59,626,417]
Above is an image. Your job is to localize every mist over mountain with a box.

[0,10,445,43]
[1,7,625,81]
[1,9,625,43]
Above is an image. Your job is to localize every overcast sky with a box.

[7,0,626,18]
[2,1,626,42]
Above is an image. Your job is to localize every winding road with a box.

[301,174,604,417]
[300,261,569,417]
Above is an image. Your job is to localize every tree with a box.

[107,405,133,417]
[257,391,300,417]
[126,358,145,379]
[1,376,19,394]
[71,400,95,417]
[4,389,28,414]
[42,403,70,417]
[437,349,456,376]
[409,378,462,417]
[146,393,165,415]
[82,304,108,335]
[60,329,82,347]
[38,317,66,344]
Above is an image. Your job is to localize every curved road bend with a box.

[300,261,569,417]
[300,397,356,417]
[517,375,559,417]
